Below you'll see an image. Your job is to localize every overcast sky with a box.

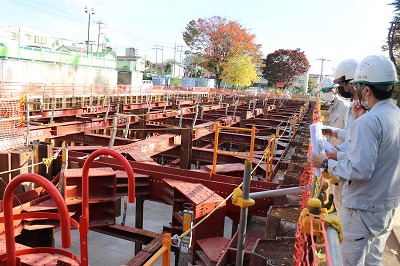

[0,0,395,75]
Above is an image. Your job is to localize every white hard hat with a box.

[333,59,358,84]
[351,55,398,89]
[319,76,338,92]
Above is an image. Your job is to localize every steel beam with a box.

[68,154,278,221]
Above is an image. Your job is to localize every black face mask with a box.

[338,86,352,98]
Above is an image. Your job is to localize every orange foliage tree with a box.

[262,48,310,88]
[183,16,262,88]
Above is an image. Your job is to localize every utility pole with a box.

[177,44,184,77]
[316,57,331,82]
[153,44,163,74]
[173,43,177,77]
[94,19,106,55]
[179,45,184,64]
[161,46,164,74]
[153,44,159,73]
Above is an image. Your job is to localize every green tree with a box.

[183,53,202,77]
[221,54,260,88]
[171,77,181,86]
[308,77,317,94]
[145,60,154,74]
[183,16,262,88]
[261,48,310,88]
[164,60,173,75]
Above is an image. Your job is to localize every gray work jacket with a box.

[328,99,400,211]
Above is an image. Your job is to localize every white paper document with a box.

[310,122,325,176]
[323,139,337,153]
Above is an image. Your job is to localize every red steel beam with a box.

[61,133,138,146]
[68,154,278,222]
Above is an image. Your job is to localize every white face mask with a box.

[322,91,335,102]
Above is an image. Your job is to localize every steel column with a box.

[180,128,193,169]
[236,160,251,266]
[135,196,144,255]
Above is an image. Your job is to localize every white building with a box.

[0,26,55,49]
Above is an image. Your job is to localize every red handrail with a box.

[79,148,135,266]
[2,173,71,266]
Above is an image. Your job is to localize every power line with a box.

[2,1,189,60]
[315,57,331,81]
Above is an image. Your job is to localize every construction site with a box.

[0,84,398,266]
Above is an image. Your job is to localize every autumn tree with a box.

[183,16,262,87]
[261,48,310,88]
[221,54,260,88]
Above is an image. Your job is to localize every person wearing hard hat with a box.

[309,55,400,265]
[320,76,350,146]
[333,59,359,100]
[329,59,360,153]
[320,76,351,214]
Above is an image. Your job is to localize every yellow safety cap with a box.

[231,187,242,206]
[324,215,343,243]
[236,197,255,209]
[308,198,322,208]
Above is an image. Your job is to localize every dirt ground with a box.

[383,231,400,265]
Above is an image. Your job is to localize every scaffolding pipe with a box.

[249,185,312,200]
[236,160,252,266]
[326,226,343,266]
[104,102,110,122]
[123,116,130,138]
[232,100,238,120]
[200,106,204,120]
[192,104,199,128]
[163,93,169,113]
[26,96,30,146]
[108,116,118,149]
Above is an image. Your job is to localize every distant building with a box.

[0,26,55,49]
[0,26,117,85]
[117,49,146,87]
[292,72,309,92]
[171,63,184,78]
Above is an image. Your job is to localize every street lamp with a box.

[84,6,95,55]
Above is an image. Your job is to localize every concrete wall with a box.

[0,60,117,85]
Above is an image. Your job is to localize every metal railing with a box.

[211,123,257,175]
[143,233,171,266]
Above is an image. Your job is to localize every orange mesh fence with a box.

[0,98,26,151]
[293,98,335,265]
[294,208,333,265]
